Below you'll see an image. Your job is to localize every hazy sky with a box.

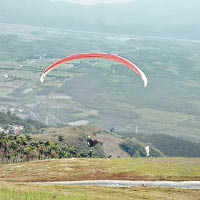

[51,0,136,5]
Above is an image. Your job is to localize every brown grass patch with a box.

[0,158,200,182]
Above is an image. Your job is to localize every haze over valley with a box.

[0,21,200,142]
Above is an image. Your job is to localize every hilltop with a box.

[32,124,200,158]
[31,125,164,159]
[1,111,200,164]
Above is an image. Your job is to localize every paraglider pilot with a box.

[87,135,99,147]
[110,127,115,132]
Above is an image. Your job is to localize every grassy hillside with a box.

[32,125,106,158]
[119,137,164,157]
[35,125,200,158]
[34,126,130,158]
[2,117,200,160]
[133,133,200,157]
[0,125,108,164]
[2,121,200,161]
[1,157,200,199]
[0,158,200,182]
[97,133,130,158]
[0,111,46,134]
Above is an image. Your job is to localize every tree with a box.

[58,135,64,143]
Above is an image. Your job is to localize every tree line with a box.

[119,138,164,157]
[132,133,200,157]
[0,133,91,164]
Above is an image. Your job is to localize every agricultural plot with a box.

[0,23,200,142]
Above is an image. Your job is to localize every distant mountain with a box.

[0,0,199,39]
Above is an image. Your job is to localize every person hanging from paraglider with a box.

[110,127,115,133]
[87,135,99,147]
[87,135,101,147]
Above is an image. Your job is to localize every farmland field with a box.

[1,23,200,141]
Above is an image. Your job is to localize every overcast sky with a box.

[51,0,136,5]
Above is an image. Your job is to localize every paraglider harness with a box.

[87,136,99,147]
[110,127,115,132]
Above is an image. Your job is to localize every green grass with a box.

[0,88,10,96]
[0,182,200,200]
[0,158,200,182]
[0,158,200,199]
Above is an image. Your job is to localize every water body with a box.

[46,180,200,189]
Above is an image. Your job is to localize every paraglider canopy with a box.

[40,53,148,87]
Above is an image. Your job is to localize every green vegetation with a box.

[0,111,46,134]
[0,124,109,164]
[1,11,200,200]
[0,133,80,163]
[2,118,200,159]
[1,24,200,143]
[0,182,200,200]
[0,25,199,143]
[133,133,200,157]
[0,158,200,182]
[32,125,105,158]
[119,138,163,157]
[1,181,200,200]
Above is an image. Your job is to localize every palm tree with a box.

[25,135,32,142]
[68,146,77,157]
[58,135,64,143]
[88,150,94,158]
